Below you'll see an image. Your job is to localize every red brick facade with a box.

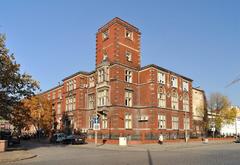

[42,17,193,141]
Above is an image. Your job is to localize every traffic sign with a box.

[93,123,100,131]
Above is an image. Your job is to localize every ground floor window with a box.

[158,115,166,129]
[125,114,132,129]
[172,116,179,130]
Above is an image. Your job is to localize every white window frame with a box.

[172,116,179,130]
[183,81,189,92]
[158,88,166,108]
[88,94,94,109]
[171,76,178,88]
[158,115,166,129]
[125,29,133,40]
[125,114,132,129]
[157,72,165,84]
[89,76,95,88]
[97,89,108,106]
[171,91,178,110]
[126,51,132,62]
[102,30,109,40]
[57,103,61,115]
[102,114,108,129]
[125,90,133,107]
[183,93,189,112]
[125,70,132,83]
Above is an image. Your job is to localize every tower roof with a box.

[98,17,141,34]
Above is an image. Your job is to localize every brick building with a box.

[41,17,194,141]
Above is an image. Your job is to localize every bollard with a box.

[0,140,7,152]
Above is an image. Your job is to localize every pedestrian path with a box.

[0,150,37,164]
[75,139,234,152]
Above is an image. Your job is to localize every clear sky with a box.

[0,0,239,105]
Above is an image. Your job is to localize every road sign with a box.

[211,127,216,132]
[93,123,100,131]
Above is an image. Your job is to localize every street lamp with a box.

[184,111,188,143]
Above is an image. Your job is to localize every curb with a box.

[0,153,37,164]
[70,140,234,152]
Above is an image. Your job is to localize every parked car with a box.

[50,133,66,143]
[235,137,240,143]
[63,134,86,145]
[0,131,20,146]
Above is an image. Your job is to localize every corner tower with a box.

[96,17,141,69]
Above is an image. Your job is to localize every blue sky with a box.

[0,0,240,105]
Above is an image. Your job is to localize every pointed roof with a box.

[98,17,141,34]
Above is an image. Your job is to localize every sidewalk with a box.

[75,139,234,152]
[0,150,37,164]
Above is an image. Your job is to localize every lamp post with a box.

[184,111,188,143]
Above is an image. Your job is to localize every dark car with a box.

[235,137,240,143]
[0,131,20,146]
[63,134,86,145]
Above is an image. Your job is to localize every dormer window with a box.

[157,72,165,84]
[102,30,109,40]
[171,76,178,88]
[125,30,133,40]
[183,81,189,92]
[126,51,132,61]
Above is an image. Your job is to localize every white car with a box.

[51,133,66,143]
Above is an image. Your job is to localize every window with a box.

[171,90,178,110]
[66,82,69,91]
[98,68,108,83]
[103,51,108,61]
[97,89,108,106]
[89,116,93,129]
[158,115,166,129]
[57,103,61,115]
[73,80,76,90]
[89,76,95,88]
[157,72,165,84]
[158,87,166,108]
[47,94,50,100]
[52,92,56,100]
[125,114,132,129]
[102,30,109,40]
[66,96,76,111]
[183,93,189,112]
[184,117,190,130]
[172,116,179,130]
[67,80,76,91]
[125,30,133,40]
[88,94,94,109]
[171,76,178,88]
[58,90,62,99]
[102,114,107,129]
[125,90,133,107]
[126,51,132,61]
[183,81,189,91]
[125,70,132,83]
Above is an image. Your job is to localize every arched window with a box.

[171,90,178,110]
[158,87,166,108]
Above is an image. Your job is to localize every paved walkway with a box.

[75,139,234,151]
[0,139,234,164]
[0,150,37,164]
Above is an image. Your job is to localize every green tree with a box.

[0,34,39,124]
[208,93,237,132]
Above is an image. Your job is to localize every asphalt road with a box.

[4,143,240,165]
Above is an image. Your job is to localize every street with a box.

[3,142,240,165]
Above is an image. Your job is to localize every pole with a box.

[95,130,97,147]
[185,111,188,143]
